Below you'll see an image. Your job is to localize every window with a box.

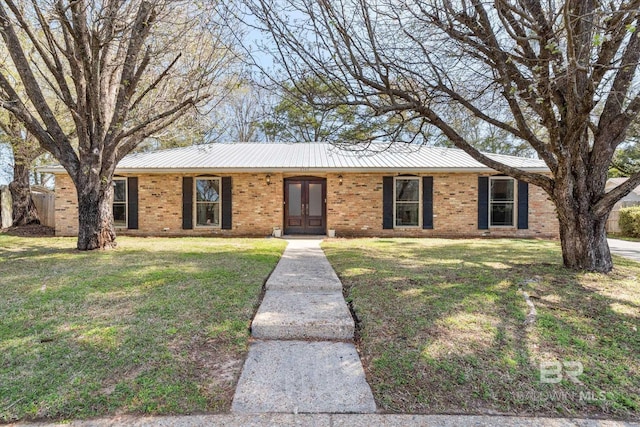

[394,177,420,227]
[489,177,515,227]
[113,178,127,228]
[195,178,221,227]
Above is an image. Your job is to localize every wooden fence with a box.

[32,190,55,228]
[607,201,640,233]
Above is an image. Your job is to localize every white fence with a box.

[0,185,12,228]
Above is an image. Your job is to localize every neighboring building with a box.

[40,142,559,238]
[605,178,640,203]
[605,177,640,233]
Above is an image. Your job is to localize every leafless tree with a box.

[0,0,240,249]
[246,0,640,272]
[207,82,270,142]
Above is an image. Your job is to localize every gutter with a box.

[38,166,551,174]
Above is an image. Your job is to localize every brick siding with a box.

[53,172,559,238]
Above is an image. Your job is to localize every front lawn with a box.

[0,236,286,422]
[323,238,640,419]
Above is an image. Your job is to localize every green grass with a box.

[0,235,286,422]
[323,238,640,419]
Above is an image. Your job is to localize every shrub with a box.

[619,206,640,237]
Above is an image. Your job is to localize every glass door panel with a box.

[308,183,322,217]
[288,183,302,216]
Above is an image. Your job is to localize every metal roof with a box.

[40,142,549,173]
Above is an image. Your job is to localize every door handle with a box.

[306,203,309,216]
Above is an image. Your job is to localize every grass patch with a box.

[0,236,286,422]
[323,238,640,419]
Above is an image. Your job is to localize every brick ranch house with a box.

[41,142,560,238]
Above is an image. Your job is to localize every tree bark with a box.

[4,121,43,226]
[553,183,613,272]
[76,179,116,250]
[8,159,39,226]
[557,217,612,272]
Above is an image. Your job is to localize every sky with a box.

[0,143,12,186]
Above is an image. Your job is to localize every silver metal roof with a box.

[40,142,549,173]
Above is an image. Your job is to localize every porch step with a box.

[251,291,354,340]
[231,340,376,413]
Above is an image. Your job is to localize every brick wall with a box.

[53,171,559,238]
[53,174,78,236]
[327,172,558,238]
[54,173,285,237]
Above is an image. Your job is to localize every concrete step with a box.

[265,250,343,292]
[252,291,354,340]
[231,340,377,414]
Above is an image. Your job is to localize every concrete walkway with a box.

[12,414,638,426]
[608,238,640,263]
[231,239,377,413]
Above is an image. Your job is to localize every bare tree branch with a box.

[245,0,640,271]
[0,0,240,249]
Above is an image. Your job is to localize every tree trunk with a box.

[554,189,612,272]
[6,122,43,226]
[8,156,40,226]
[558,215,612,272]
[76,181,116,250]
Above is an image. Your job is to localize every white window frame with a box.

[489,176,517,228]
[112,178,128,229]
[194,177,222,228]
[393,176,421,228]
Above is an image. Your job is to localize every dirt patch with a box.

[1,224,55,237]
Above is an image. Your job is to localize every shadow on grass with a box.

[323,238,640,419]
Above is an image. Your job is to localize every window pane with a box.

[196,203,219,226]
[309,183,322,216]
[490,203,514,226]
[113,180,126,203]
[396,179,419,201]
[113,204,127,227]
[490,179,514,202]
[288,183,302,217]
[196,179,220,202]
[395,203,419,226]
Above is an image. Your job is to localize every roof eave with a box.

[39,166,550,174]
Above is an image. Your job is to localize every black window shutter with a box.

[127,177,138,230]
[182,177,193,229]
[422,176,433,229]
[382,176,394,229]
[222,177,232,230]
[478,176,489,230]
[517,180,529,229]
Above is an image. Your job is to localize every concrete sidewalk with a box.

[11,414,638,426]
[608,238,640,263]
[231,239,376,413]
